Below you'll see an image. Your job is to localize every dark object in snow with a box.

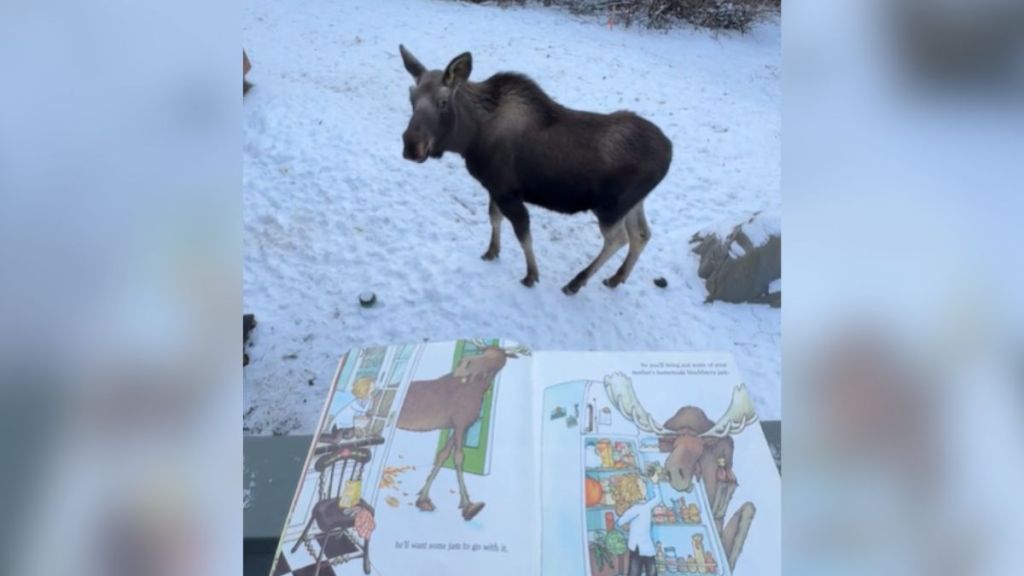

[243,50,252,95]
[550,406,566,420]
[654,277,668,288]
[243,313,257,366]
[244,313,257,343]
[691,211,780,307]
[359,292,377,308]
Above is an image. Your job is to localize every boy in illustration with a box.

[617,463,662,576]
[325,377,376,439]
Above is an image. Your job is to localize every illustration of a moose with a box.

[398,46,673,295]
[397,340,530,521]
[604,374,758,571]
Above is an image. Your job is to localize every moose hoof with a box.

[602,275,624,288]
[481,249,499,261]
[461,502,485,521]
[562,279,586,295]
[521,274,538,287]
[563,271,589,295]
[415,498,436,512]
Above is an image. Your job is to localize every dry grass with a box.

[463,0,779,32]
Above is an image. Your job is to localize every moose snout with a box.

[402,129,429,164]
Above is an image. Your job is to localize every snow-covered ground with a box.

[243,0,781,435]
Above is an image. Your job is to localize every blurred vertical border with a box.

[785,1,1024,575]
[0,1,241,575]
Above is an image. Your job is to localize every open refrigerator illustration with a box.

[578,381,731,576]
[542,365,770,576]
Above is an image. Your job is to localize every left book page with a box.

[270,339,538,576]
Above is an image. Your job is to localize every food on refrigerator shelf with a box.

[705,551,718,574]
[687,503,701,523]
[595,439,614,468]
[652,504,677,524]
[609,473,645,515]
[585,477,603,507]
[601,478,615,506]
[604,529,627,556]
[664,546,678,573]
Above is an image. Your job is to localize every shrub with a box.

[464,0,779,32]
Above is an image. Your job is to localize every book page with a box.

[271,339,538,576]
[534,352,780,576]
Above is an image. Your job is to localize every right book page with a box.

[534,351,780,576]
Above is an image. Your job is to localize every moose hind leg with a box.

[604,203,651,288]
[562,221,627,295]
[481,198,502,261]
[416,433,455,511]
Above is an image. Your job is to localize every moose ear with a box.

[399,44,426,80]
[443,52,472,87]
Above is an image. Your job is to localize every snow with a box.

[740,208,781,247]
[243,0,781,435]
[699,208,781,250]
[768,278,781,294]
[730,241,748,259]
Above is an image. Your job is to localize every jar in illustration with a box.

[705,551,718,574]
[692,534,706,572]
[666,546,680,573]
[595,439,614,468]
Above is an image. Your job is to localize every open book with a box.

[269,340,780,576]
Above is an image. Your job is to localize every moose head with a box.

[603,373,757,493]
[451,340,531,384]
[399,45,473,163]
[661,406,736,494]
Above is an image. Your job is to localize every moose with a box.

[396,340,530,521]
[604,374,758,572]
[399,46,673,295]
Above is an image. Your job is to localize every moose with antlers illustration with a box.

[603,373,759,572]
[397,340,530,521]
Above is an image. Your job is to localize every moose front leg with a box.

[497,198,539,287]
[415,433,456,512]
[721,502,756,571]
[452,427,485,520]
[481,199,502,261]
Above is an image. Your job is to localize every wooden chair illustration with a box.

[291,436,384,575]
